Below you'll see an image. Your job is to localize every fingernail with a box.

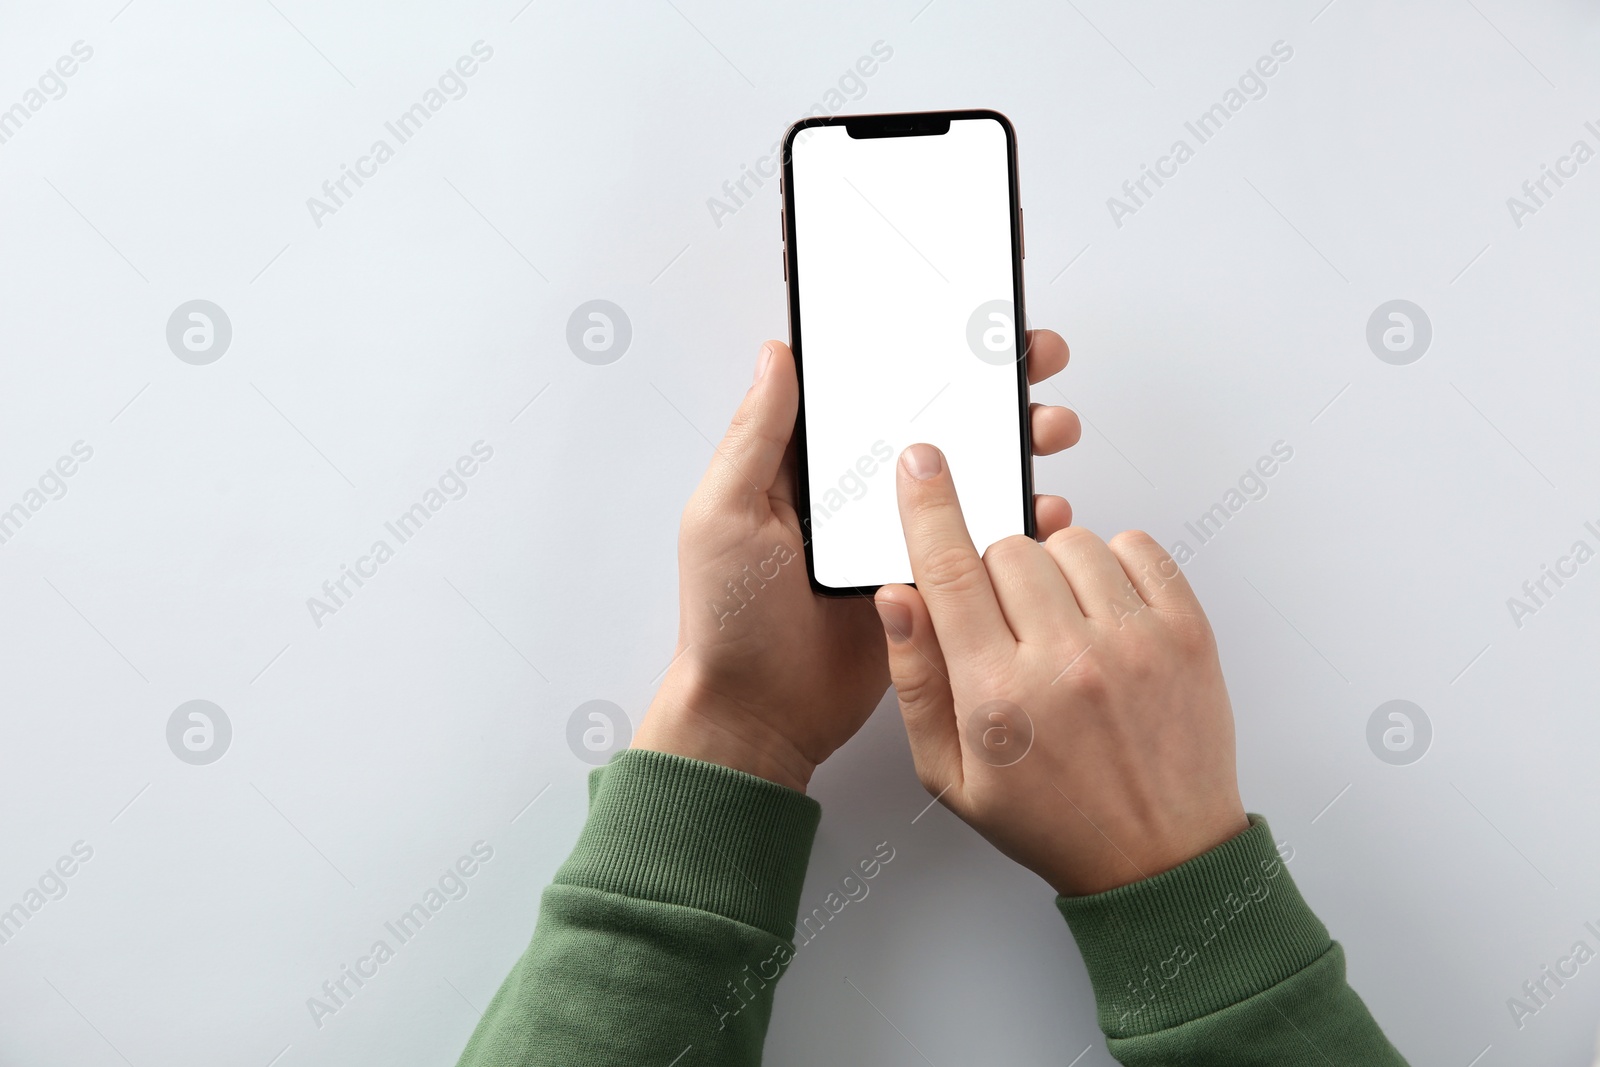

[876,599,911,643]
[754,343,773,383]
[902,443,942,480]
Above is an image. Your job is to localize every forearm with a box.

[457,749,818,1066]
[1058,816,1408,1066]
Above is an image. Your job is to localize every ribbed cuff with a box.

[553,748,821,941]
[1056,815,1330,1038]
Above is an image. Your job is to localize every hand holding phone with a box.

[631,334,1079,792]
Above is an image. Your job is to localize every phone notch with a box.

[845,114,951,139]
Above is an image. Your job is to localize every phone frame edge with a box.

[780,107,1035,599]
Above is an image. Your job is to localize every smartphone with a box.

[781,109,1033,595]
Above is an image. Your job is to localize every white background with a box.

[792,118,1024,588]
[1,1,1598,1065]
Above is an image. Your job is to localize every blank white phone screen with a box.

[791,117,1025,589]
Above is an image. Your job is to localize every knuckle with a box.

[1112,530,1191,596]
[892,666,938,710]
[983,534,1037,567]
[725,404,782,459]
[918,543,988,595]
[1046,525,1102,554]
[1109,528,1160,554]
[996,532,1038,553]
[721,403,758,445]
[1066,655,1110,702]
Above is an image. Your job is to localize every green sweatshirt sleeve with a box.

[457,758,1403,1066]
[1057,815,1408,1065]
[455,748,820,1067]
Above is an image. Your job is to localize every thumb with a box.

[697,340,798,509]
[876,585,964,802]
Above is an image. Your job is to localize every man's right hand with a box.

[874,443,1250,897]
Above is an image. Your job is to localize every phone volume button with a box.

[782,247,787,281]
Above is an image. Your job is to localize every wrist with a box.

[1044,807,1252,897]
[633,663,816,793]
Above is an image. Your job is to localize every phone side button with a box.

[782,248,787,281]
[1019,208,1026,259]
